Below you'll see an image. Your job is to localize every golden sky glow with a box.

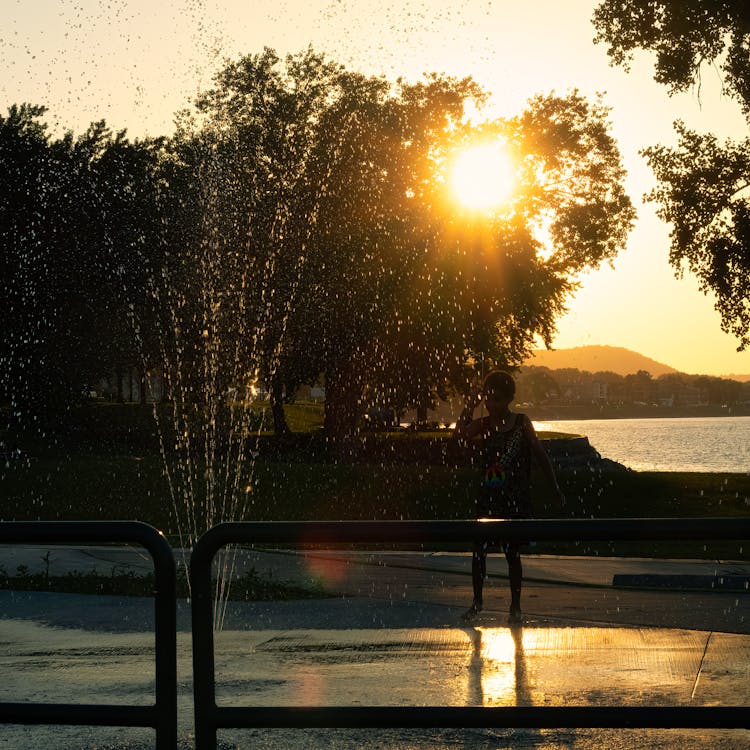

[3,0,750,375]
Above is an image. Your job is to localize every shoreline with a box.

[526,405,750,421]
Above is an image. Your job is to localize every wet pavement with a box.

[2,545,750,748]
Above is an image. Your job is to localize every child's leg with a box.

[472,541,487,606]
[462,541,487,619]
[505,543,522,617]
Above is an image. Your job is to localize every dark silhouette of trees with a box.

[1,104,54,414]
[2,49,636,442]
[186,50,636,439]
[188,48,414,438]
[593,2,750,114]
[518,363,748,409]
[517,367,561,404]
[593,1,750,349]
[0,105,166,418]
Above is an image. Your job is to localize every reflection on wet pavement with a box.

[213,625,750,709]
[3,617,750,748]
[3,543,750,749]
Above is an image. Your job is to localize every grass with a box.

[2,402,749,561]
[0,565,332,600]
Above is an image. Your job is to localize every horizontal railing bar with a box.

[0,703,158,727]
[0,520,171,553]
[193,518,750,560]
[213,705,750,729]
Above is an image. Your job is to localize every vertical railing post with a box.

[190,526,219,750]
[0,521,177,748]
[151,528,178,750]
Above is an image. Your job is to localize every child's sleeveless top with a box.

[478,413,533,518]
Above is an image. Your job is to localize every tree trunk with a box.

[115,366,124,403]
[323,361,364,442]
[270,389,290,436]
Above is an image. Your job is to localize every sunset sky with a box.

[4,0,750,377]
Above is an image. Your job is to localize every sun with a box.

[450,142,516,211]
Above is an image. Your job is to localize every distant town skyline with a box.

[4,0,750,376]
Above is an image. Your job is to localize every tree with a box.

[641,125,750,348]
[516,367,561,404]
[0,104,55,414]
[624,369,655,404]
[593,1,750,348]
[191,52,481,438]
[370,90,636,419]
[182,50,635,441]
[593,2,750,115]
[192,48,392,436]
[311,73,485,437]
[0,105,166,417]
[691,374,742,405]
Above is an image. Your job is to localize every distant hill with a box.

[724,373,750,382]
[524,345,678,377]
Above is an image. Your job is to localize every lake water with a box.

[533,416,750,473]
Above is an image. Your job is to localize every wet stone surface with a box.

[3,614,750,748]
[2,549,750,747]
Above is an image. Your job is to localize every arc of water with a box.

[213,112,358,631]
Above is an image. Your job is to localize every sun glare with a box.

[451,143,516,211]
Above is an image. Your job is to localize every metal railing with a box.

[190,518,750,748]
[3,518,749,747]
[0,521,177,749]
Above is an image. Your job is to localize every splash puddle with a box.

[3,607,750,749]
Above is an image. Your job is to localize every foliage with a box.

[406,90,635,401]
[1,48,635,452]
[516,364,749,407]
[0,104,166,414]
[642,125,750,348]
[593,0,750,349]
[593,1,750,116]
[186,50,635,438]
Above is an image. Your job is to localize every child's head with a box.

[482,370,516,406]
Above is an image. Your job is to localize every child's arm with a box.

[453,393,484,441]
[522,415,565,508]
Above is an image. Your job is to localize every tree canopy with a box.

[0,104,166,414]
[2,48,636,442]
[593,0,750,348]
[188,51,634,436]
[593,1,750,116]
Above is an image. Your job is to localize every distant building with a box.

[592,381,608,403]
[96,368,164,402]
[676,383,707,407]
[560,382,589,404]
[656,379,707,408]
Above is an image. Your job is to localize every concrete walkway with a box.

[2,543,750,748]
[5,543,750,589]
[3,543,750,631]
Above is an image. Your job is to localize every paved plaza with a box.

[1,545,750,748]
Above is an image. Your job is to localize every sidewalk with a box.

[2,544,750,748]
[5,542,750,587]
[3,543,750,629]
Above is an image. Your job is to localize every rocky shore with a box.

[544,436,630,472]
